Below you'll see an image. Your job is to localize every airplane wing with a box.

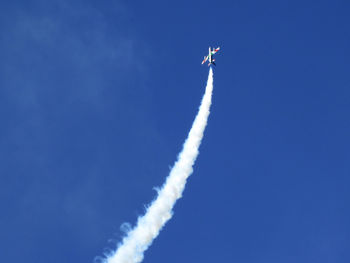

[211,47,220,55]
[201,56,208,64]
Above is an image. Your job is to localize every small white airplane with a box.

[201,47,220,66]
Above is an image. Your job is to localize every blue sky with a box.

[1,0,349,262]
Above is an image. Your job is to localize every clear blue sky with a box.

[1,0,349,262]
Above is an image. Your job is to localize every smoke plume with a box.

[105,68,214,263]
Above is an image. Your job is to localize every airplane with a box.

[201,47,220,66]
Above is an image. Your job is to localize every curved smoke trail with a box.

[106,68,214,263]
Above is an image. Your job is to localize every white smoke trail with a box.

[105,68,214,263]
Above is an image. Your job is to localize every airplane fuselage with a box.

[208,47,212,63]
